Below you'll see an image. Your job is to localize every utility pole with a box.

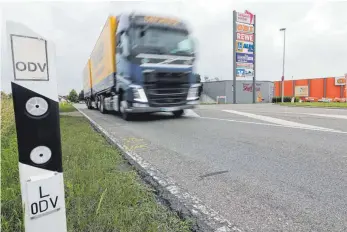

[280,28,286,103]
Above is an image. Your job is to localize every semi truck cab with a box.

[114,14,199,117]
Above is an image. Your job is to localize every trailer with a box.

[82,59,93,109]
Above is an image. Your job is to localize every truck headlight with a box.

[130,85,148,103]
[187,84,200,101]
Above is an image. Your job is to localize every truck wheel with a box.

[173,110,184,118]
[119,98,132,121]
[95,97,100,109]
[87,99,93,109]
[99,96,107,114]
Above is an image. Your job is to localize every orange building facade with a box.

[274,77,347,101]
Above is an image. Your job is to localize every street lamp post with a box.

[280,28,286,103]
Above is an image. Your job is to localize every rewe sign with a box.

[236,32,254,42]
[11,35,49,80]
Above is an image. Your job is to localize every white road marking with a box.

[200,116,347,134]
[222,110,344,133]
[184,109,200,117]
[302,113,347,120]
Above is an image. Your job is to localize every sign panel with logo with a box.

[236,53,254,63]
[236,41,254,53]
[236,68,245,77]
[295,86,309,97]
[236,23,254,34]
[335,76,346,86]
[244,68,254,77]
[236,11,254,25]
[236,62,254,69]
[236,32,254,42]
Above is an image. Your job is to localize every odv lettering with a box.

[30,186,59,216]
[15,62,47,72]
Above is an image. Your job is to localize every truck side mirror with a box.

[121,32,130,58]
[190,36,197,60]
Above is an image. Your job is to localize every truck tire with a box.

[173,110,184,118]
[119,96,132,121]
[99,96,107,114]
[87,99,93,109]
[95,96,100,110]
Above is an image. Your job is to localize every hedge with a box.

[272,96,300,103]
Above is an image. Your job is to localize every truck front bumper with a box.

[125,100,199,113]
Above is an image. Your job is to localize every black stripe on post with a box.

[11,82,62,172]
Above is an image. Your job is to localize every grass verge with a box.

[1,97,192,232]
[278,102,347,108]
[59,103,77,112]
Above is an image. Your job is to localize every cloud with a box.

[1,1,346,94]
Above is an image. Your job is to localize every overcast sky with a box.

[1,1,347,95]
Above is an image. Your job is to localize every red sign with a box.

[236,32,254,42]
[236,10,255,25]
[243,83,260,92]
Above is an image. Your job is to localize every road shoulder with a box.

[74,105,241,232]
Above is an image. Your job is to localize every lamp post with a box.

[280,28,286,103]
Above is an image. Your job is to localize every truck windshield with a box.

[131,26,194,56]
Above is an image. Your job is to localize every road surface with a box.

[75,103,347,232]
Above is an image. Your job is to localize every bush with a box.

[67,89,78,103]
[272,96,300,103]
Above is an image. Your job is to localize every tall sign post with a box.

[5,21,67,232]
[233,10,256,104]
[280,28,286,103]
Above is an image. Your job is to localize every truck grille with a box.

[143,72,190,107]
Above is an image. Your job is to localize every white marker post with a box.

[5,21,67,232]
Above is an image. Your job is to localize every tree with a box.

[204,76,210,82]
[67,89,78,103]
[78,90,84,101]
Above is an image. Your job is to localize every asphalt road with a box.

[75,103,347,232]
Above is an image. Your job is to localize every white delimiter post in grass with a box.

[5,21,67,232]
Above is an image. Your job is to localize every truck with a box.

[83,13,200,120]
